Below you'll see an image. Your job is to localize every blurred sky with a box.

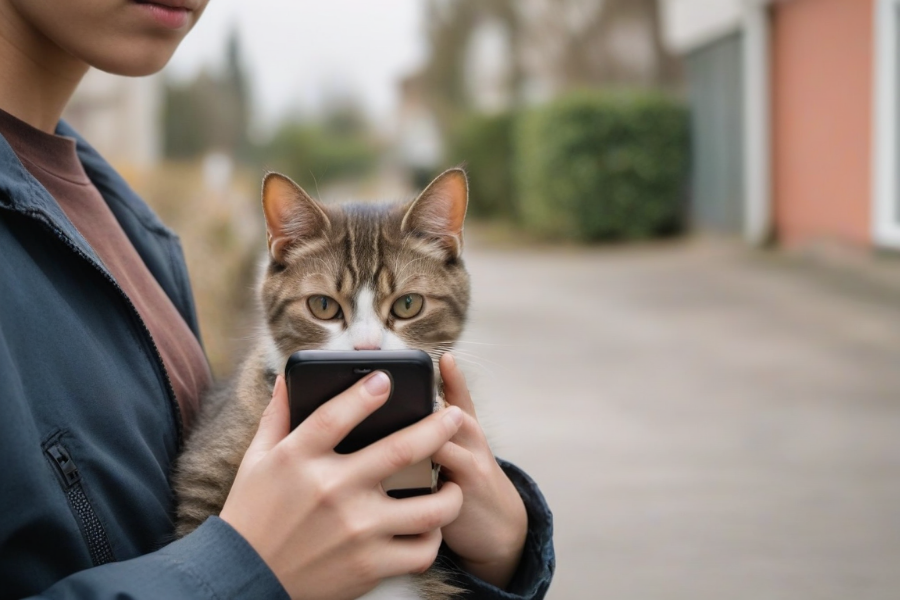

[166,0,426,131]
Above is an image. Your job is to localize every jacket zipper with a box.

[46,442,116,566]
[36,217,184,447]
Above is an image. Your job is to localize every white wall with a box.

[63,70,162,169]
[659,0,743,54]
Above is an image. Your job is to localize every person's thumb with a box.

[247,375,290,456]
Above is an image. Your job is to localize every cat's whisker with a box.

[424,346,504,373]
[430,338,511,348]
[428,343,497,360]
[448,353,504,371]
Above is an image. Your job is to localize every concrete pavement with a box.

[459,236,900,600]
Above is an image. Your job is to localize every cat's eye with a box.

[391,293,424,319]
[308,295,342,320]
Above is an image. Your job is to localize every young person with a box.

[0,1,553,598]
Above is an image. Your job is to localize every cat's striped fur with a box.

[173,169,471,600]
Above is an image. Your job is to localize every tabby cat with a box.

[173,168,471,600]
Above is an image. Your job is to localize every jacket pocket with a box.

[44,439,116,566]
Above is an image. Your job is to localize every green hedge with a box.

[261,121,379,190]
[447,112,516,220]
[515,91,689,241]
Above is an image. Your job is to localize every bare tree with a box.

[417,0,682,132]
[517,0,681,93]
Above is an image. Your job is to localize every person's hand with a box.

[219,372,465,600]
[433,353,528,589]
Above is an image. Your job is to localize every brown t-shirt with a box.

[0,108,209,433]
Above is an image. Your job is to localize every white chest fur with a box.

[357,575,421,600]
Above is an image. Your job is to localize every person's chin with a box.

[87,42,180,77]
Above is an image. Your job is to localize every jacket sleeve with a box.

[26,518,289,600]
[439,459,555,600]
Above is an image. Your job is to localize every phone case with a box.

[285,349,437,497]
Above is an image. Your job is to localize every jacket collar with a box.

[55,120,176,240]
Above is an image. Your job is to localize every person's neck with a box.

[0,2,88,133]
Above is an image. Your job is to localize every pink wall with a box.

[771,0,874,247]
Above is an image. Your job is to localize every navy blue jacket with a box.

[0,123,553,599]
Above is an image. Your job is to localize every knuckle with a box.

[412,557,432,574]
[385,438,415,471]
[443,482,463,510]
[415,540,440,573]
[344,514,373,542]
[268,444,293,468]
[476,457,495,480]
[454,445,475,468]
[309,468,342,505]
[310,405,339,436]
[416,504,444,531]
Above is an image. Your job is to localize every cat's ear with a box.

[262,172,330,264]
[401,168,469,258]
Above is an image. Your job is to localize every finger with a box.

[356,407,463,484]
[440,355,489,448]
[440,353,477,418]
[449,410,490,452]
[246,375,290,456]
[384,528,444,577]
[381,481,463,536]
[432,441,476,480]
[287,370,391,454]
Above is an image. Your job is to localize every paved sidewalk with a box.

[459,236,900,600]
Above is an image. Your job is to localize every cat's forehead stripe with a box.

[341,207,393,294]
[371,215,380,280]
[342,231,358,290]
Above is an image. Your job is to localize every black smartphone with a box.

[285,349,437,497]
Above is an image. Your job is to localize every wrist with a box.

[457,539,525,590]
[458,503,527,589]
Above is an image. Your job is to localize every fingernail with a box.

[364,371,391,395]
[445,353,456,368]
[445,406,463,426]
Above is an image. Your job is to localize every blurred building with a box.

[662,0,900,252]
[396,73,444,179]
[63,69,162,174]
[398,0,680,180]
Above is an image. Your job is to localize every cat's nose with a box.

[353,343,381,351]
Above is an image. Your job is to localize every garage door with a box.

[686,33,745,234]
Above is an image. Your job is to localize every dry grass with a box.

[130,160,265,378]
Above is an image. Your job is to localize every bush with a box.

[260,121,378,190]
[447,111,516,220]
[515,91,689,241]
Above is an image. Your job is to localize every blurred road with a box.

[459,235,900,600]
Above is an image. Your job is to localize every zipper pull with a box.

[47,443,81,488]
